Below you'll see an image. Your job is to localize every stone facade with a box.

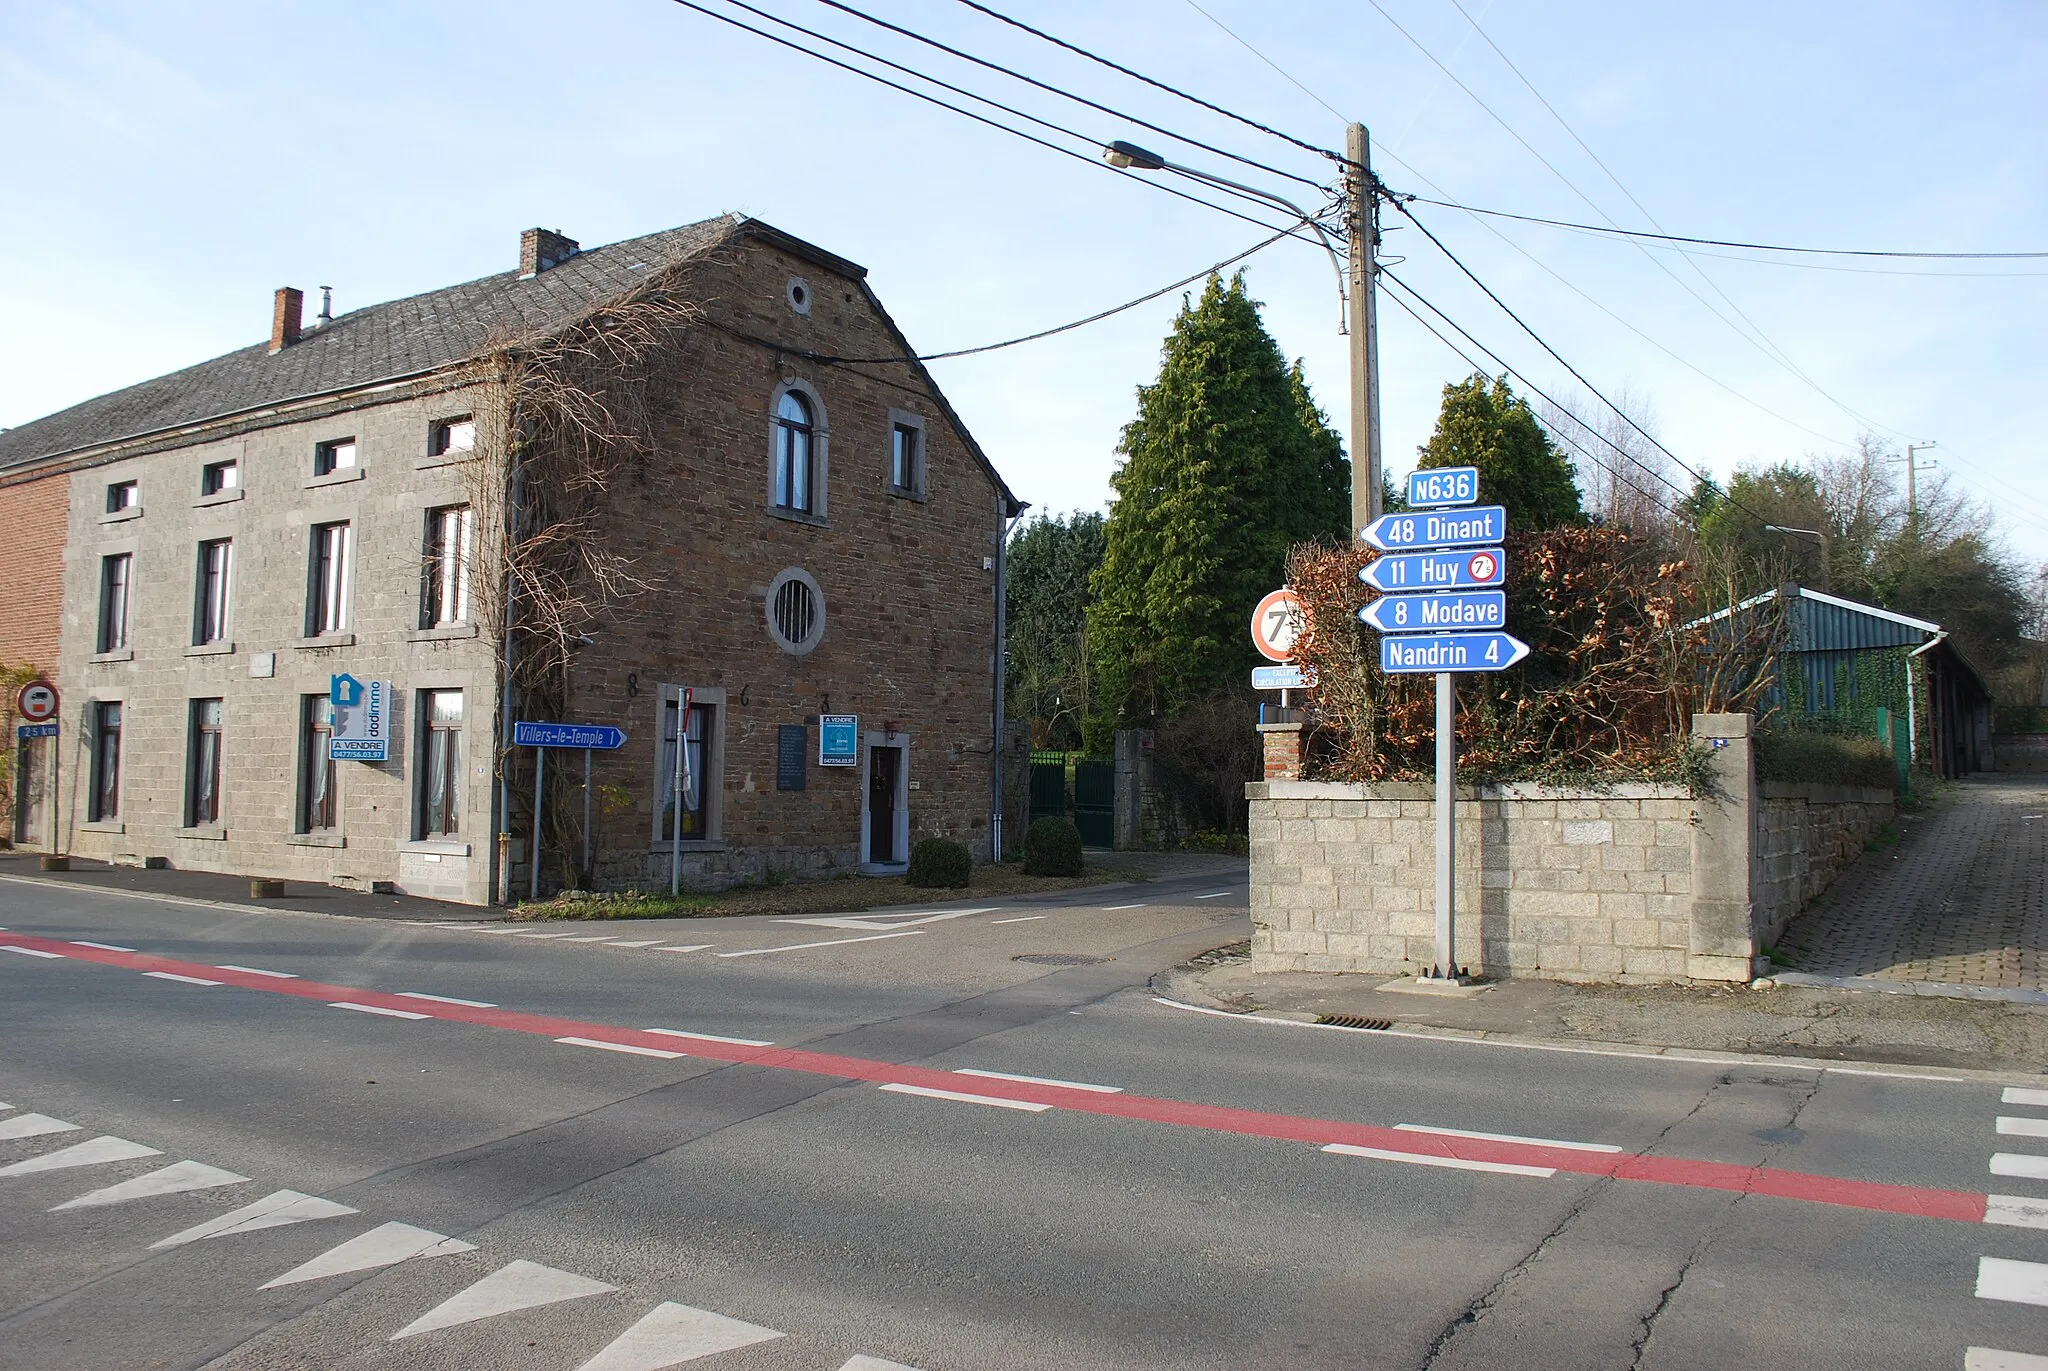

[1248,713,1896,985]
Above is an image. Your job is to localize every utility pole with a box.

[1346,123,1383,537]
[1903,442,1938,526]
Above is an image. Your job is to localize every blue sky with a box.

[3,1,2043,565]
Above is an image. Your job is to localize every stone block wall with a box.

[1755,781,1895,945]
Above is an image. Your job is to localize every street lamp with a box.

[1762,524,1829,592]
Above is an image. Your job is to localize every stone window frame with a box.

[785,276,813,316]
[886,408,928,501]
[764,566,826,657]
[648,684,728,851]
[766,377,829,526]
[95,544,137,658]
[85,695,126,828]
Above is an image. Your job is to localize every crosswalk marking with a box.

[953,1068,1123,1094]
[3,945,64,958]
[396,991,497,1008]
[1968,1348,2048,1370]
[1986,1195,2048,1230]
[53,1160,249,1210]
[392,1258,616,1339]
[330,1001,432,1020]
[2004,1088,2048,1108]
[572,1300,784,1370]
[0,1112,82,1140]
[1978,1257,2048,1307]
[1394,1123,1622,1153]
[1999,1117,2048,1138]
[0,1136,162,1175]
[878,1083,1051,1113]
[261,1221,475,1288]
[143,971,221,986]
[556,1036,687,1059]
[1323,1142,1557,1178]
[1991,1154,2048,1180]
[152,1189,358,1248]
[645,1028,774,1047]
[70,940,136,952]
[217,964,297,978]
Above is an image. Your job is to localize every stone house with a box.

[0,217,1023,902]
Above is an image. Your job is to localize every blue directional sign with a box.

[1406,466,1481,508]
[16,722,58,740]
[1360,547,1506,593]
[1360,505,1507,552]
[329,673,364,708]
[1359,590,1506,634]
[1381,631,1531,674]
[514,721,629,750]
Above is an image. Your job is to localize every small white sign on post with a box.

[329,676,392,762]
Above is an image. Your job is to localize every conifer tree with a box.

[1086,274,1348,743]
[1416,373,1583,531]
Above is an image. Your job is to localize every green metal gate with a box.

[1073,759,1115,849]
[1028,756,1068,828]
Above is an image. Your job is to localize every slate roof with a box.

[0,216,746,472]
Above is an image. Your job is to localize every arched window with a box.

[773,389,814,512]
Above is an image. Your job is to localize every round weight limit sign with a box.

[16,680,58,723]
[1251,588,1306,663]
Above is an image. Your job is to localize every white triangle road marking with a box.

[840,1357,926,1371]
[260,1221,475,1288]
[779,908,993,932]
[573,1300,784,1370]
[0,1136,162,1176]
[0,1113,82,1140]
[53,1160,250,1210]
[392,1258,615,1339]
[153,1190,359,1248]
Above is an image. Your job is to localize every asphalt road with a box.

[2,868,2045,1371]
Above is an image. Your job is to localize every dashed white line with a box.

[396,991,497,1008]
[4,946,63,959]
[1978,1256,2048,1307]
[1969,1348,2048,1370]
[557,934,614,942]
[512,931,574,939]
[604,939,665,948]
[1992,1154,2048,1180]
[217,964,297,979]
[144,971,220,986]
[878,1082,1052,1113]
[2004,1087,2048,1107]
[1322,1142,1556,1178]
[1194,891,1232,899]
[1394,1123,1623,1153]
[70,940,136,952]
[1101,903,1146,911]
[716,930,924,958]
[1999,1117,2048,1138]
[646,1028,774,1047]
[330,1002,432,1020]
[554,1036,686,1059]
[953,1068,1123,1094]
[989,916,1045,925]
[1986,1195,2048,1230]
[655,944,713,953]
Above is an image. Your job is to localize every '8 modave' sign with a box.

[330,675,391,761]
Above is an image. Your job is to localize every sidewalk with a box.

[0,851,489,923]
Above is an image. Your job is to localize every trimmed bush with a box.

[1023,816,1084,876]
[906,838,973,889]
[1755,728,1897,791]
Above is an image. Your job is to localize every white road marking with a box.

[1102,903,1146,910]
[953,1068,1123,1094]
[1979,1257,2048,1306]
[646,1028,774,1047]
[1969,1349,2048,1370]
[717,930,924,958]
[53,1160,250,1210]
[0,1136,161,1175]
[2004,1088,2048,1107]
[603,939,665,947]
[144,971,221,986]
[330,1002,432,1020]
[1322,1142,1557,1178]
[1394,1123,1623,1153]
[878,1083,1051,1113]
[989,916,1045,925]
[396,991,497,1008]
[655,944,713,953]
[1194,892,1232,899]
[1992,1154,2048,1180]
[1999,1117,2048,1138]
[840,1358,925,1371]
[572,1299,785,1370]
[217,964,297,978]
[558,935,615,942]
[556,1036,687,1059]
[261,1221,475,1288]
[0,1113,82,1140]
[4,946,63,958]
[392,1258,616,1339]
[1986,1195,2048,1230]
[152,1190,358,1248]
[71,940,136,952]
[781,908,995,932]
[513,931,575,939]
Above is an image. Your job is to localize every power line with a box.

[1178,0,1350,124]
[948,0,1343,163]
[1403,194,2048,260]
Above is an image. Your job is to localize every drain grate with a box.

[1013,953,1112,966]
[1315,1013,1393,1030]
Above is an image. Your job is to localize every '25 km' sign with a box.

[1250,588,1306,663]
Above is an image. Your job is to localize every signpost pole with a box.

[1435,670,1457,978]
[531,746,545,902]
[581,748,593,886]
[668,688,692,897]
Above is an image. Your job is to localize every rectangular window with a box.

[90,702,122,822]
[201,459,239,495]
[419,690,463,837]
[421,505,472,627]
[298,695,337,833]
[658,698,715,840]
[194,539,233,645]
[106,480,138,513]
[891,422,922,493]
[97,553,132,652]
[308,522,351,635]
[429,416,476,457]
[187,698,223,827]
[313,437,358,477]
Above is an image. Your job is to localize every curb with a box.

[0,872,494,927]
[1771,969,2048,1008]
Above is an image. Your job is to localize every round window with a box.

[765,568,825,656]
[786,277,812,316]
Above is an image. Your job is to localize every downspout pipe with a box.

[991,497,1027,860]
[492,422,525,905]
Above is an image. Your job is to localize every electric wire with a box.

[806,0,1329,190]
[1178,0,1350,124]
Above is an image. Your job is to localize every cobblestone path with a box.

[1779,774,2048,989]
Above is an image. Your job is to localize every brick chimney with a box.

[519,229,580,279]
[270,287,303,354]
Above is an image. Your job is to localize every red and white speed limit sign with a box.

[1250,588,1306,663]
[1467,550,1499,583]
[15,680,58,723]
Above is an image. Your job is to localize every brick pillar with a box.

[1258,722,1305,782]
